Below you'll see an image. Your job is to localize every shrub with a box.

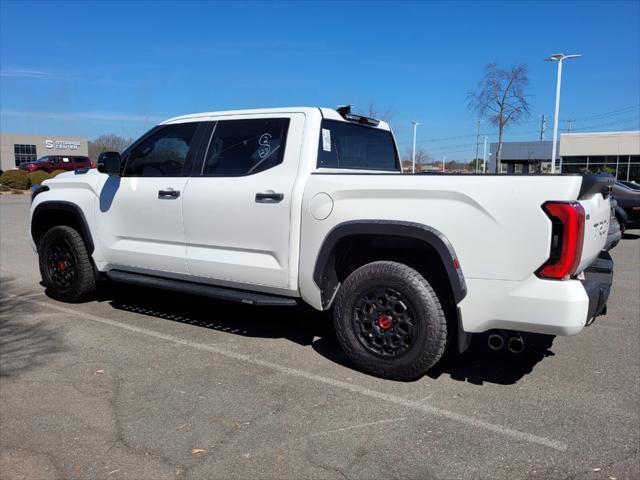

[50,169,67,177]
[29,170,51,186]
[0,170,31,190]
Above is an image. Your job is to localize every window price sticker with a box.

[322,128,331,152]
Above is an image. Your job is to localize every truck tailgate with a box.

[577,174,615,273]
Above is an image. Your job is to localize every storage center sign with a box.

[45,139,81,150]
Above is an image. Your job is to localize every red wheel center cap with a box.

[58,261,66,271]
[377,314,393,330]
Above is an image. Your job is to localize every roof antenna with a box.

[336,104,354,117]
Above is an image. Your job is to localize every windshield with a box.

[317,120,400,171]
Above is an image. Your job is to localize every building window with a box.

[562,156,587,165]
[630,156,639,182]
[14,144,37,166]
[561,155,640,182]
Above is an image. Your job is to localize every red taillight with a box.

[536,201,585,280]
[90,162,97,169]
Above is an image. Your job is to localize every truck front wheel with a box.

[38,225,96,302]
[333,261,447,380]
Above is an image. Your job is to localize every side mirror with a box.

[97,151,121,176]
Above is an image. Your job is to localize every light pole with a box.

[474,120,481,173]
[546,53,581,173]
[482,136,488,173]
[411,121,420,173]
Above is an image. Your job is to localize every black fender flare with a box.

[31,201,95,254]
[313,220,467,308]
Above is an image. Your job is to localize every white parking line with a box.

[19,292,48,299]
[301,417,408,441]
[9,293,568,452]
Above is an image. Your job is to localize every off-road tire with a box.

[38,225,96,302]
[333,261,447,380]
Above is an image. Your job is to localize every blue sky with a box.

[1,0,639,161]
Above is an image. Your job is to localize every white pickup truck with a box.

[29,106,614,380]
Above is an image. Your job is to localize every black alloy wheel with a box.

[46,242,76,290]
[38,225,96,302]
[352,287,419,358]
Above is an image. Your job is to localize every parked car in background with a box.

[618,180,640,191]
[612,181,640,231]
[19,155,92,173]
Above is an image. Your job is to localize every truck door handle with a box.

[255,192,284,203]
[158,188,180,199]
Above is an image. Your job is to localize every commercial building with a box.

[559,131,639,181]
[489,131,639,181]
[488,140,558,174]
[0,133,89,171]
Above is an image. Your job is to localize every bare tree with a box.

[402,146,432,164]
[400,146,433,172]
[468,64,530,173]
[88,134,134,162]
[365,101,395,124]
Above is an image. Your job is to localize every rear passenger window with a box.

[123,122,198,177]
[317,120,399,171]
[201,118,290,176]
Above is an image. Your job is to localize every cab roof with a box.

[162,107,391,131]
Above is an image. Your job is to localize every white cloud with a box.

[0,68,78,79]
[0,110,165,124]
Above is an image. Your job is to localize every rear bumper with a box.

[580,251,613,325]
[460,252,614,336]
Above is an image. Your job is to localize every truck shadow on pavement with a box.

[425,332,555,385]
[0,277,66,378]
[100,282,555,385]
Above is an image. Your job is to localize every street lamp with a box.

[411,121,420,173]
[482,136,488,173]
[546,53,581,173]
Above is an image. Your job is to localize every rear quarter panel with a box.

[299,173,585,309]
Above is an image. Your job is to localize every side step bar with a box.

[106,270,298,307]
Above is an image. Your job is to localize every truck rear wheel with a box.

[38,225,96,302]
[333,261,447,380]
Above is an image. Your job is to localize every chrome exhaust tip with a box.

[508,335,525,354]
[488,333,505,350]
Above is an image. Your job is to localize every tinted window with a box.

[123,122,198,177]
[201,118,290,176]
[317,120,399,171]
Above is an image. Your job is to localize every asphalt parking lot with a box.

[1,194,638,480]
